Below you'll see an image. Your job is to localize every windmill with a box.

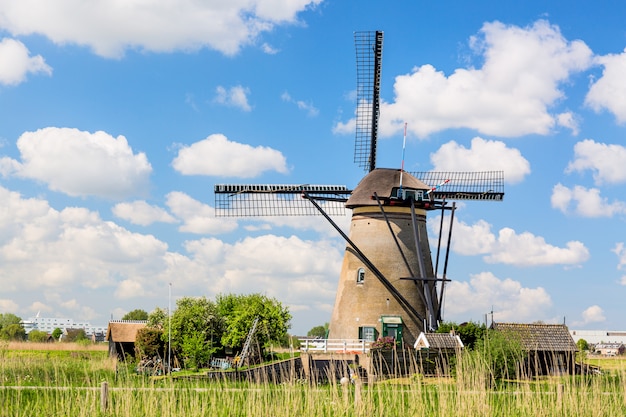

[214,31,504,346]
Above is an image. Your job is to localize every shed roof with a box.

[105,321,147,343]
[492,322,577,352]
[414,332,464,350]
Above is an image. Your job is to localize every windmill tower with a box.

[215,31,504,346]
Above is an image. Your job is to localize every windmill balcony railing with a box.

[299,338,372,354]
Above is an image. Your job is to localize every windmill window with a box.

[356,268,365,284]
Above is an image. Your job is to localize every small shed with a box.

[492,322,578,376]
[105,320,147,360]
[413,332,464,375]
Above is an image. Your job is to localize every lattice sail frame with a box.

[411,171,505,201]
[214,184,351,217]
[354,30,383,173]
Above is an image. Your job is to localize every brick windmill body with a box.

[215,31,504,347]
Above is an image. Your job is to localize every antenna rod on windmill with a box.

[399,122,407,193]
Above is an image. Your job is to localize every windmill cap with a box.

[346,168,430,208]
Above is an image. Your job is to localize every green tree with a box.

[122,309,149,321]
[28,330,49,342]
[476,329,524,381]
[1,323,26,341]
[307,323,329,338]
[51,328,63,340]
[436,321,487,350]
[147,307,168,330]
[168,297,223,370]
[135,327,165,359]
[0,313,21,327]
[216,293,291,354]
[577,338,589,352]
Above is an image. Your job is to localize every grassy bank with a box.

[2,343,625,416]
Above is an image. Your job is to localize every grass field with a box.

[2,342,625,416]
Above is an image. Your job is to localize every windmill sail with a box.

[354,30,383,173]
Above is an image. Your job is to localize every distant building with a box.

[593,343,625,356]
[21,314,107,336]
[570,330,626,345]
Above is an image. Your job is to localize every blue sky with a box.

[1,1,626,335]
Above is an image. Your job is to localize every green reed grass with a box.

[1,343,625,417]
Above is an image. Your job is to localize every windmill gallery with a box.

[214,31,504,348]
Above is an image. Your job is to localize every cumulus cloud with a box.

[338,20,592,139]
[429,137,530,184]
[565,139,626,185]
[112,200,177,226]
[281,91,319,117]
[572,305,606,326]
[0,37,51,85]
[551,183,626,217]
[444,271,552,322]
[585,49,626,123]
[214,85,252,111]
[171,133,288,178]
[165,191,238,234]
[0,0,322,58]
[0,186,170,297]
[430,216,590,267]
[1,127,152,199]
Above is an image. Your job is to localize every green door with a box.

[381,316,403,341]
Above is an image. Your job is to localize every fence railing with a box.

[299,338,371,353]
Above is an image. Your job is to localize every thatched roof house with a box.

[492,322,578,376]
[105,320,147,359]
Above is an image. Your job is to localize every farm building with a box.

[492,322,578,376]
[105,320,147,360]
[593,343,625,356]
[413,332,464,375]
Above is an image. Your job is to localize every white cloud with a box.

[429,137,530,184]
[214,85,252,112]
[565,139,626,185]
[556,112,580,135]
[0,298,19,312]
[171,133,288,178]
[444,271,552,322]
[0,37,51,85]
[113,201,177,226]
[0,184,342,331]
[485,227,589,266]
[338,20,592,139]
[2,127,152,199]
[551,183,626,217]
[585,49,626,123]
[612,242,626,271]
[281,91,319,117]
[430,216,589,267]
[165,191,238,234]
[572,305,606,326]
[0,0,322,58]
[0,186,170,294]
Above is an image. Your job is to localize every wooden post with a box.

[100,381,109,412]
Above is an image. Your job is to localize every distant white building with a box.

[569,330,626,345]
[21,314,107,336]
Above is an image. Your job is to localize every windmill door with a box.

[381,316,403,341]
